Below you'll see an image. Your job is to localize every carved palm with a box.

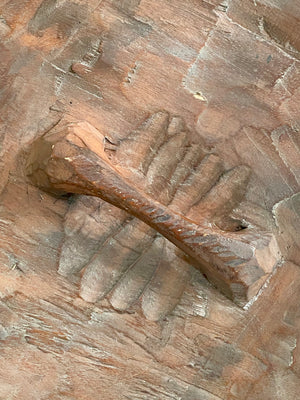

[56,112,258,320]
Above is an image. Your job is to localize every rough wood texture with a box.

[0,0,299,399]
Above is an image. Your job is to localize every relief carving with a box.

[26,111,281,319]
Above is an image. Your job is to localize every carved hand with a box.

[26,112,280,318]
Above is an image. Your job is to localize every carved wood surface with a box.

[0,0,299,399]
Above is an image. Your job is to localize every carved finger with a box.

[146,130,188,201]
[109,236,165,311]
[141,243,191,321]
[117,111,169,173]
[58,197,101,275]
[171,154,224,213]
[190,165,252,230]
[169,141,205,192]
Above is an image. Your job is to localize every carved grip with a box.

[26,122,279,305]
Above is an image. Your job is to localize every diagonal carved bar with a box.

[26,121,280,306]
